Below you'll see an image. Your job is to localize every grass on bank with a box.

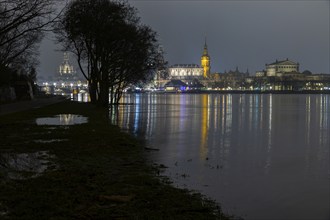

[0,101,236,219]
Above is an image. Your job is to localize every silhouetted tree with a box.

[155,46,169,80]
[57,0,160,106]
[0,0,60,69]
[108,24,159,105]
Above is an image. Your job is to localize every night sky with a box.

[38,0,329,80]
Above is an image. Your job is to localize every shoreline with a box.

[0,101,237,219]
[183,90,330,94]
[131,90,330,95]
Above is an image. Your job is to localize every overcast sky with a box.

[38,0,329,79]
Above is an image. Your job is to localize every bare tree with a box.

[56,0,129,103]
[57,0,161,107]
[0,0,61,68]
[109,24,159,105]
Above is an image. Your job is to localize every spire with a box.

[63,52,69,63]
[203,37,208,56]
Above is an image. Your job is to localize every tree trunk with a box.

[114,87,123,105]
[98,80,109,107]
[88,79,97,103]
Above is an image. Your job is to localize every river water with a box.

[111,93,329,220]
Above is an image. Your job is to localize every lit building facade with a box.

[168,64,204,80]
[265,59,299,77]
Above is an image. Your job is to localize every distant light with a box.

[180,86,186,91]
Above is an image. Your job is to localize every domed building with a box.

[265,58,299,76]
[58,52,77,81]
[302,70,312,75]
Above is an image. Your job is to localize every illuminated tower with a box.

[59,52,74,75]
[58,52,76,80]
[201,39,210,79]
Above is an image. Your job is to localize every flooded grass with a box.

[0,101,235,219]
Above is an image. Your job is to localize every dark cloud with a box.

[38,0,329,79]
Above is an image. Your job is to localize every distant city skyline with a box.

[38,0,329,80]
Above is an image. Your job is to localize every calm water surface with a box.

[112,93,329,220]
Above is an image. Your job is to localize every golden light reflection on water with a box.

[200,95,209,160]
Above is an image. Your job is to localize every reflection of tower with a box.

[200,94,209,159]
[201,38,211,79]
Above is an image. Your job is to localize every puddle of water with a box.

[33,139,68,144]
[36,114,88,126]
[0,151,57,180]
[0,202,9,217]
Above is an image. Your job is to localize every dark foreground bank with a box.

[0,101,237,219]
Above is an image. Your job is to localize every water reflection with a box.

[200,95,208,159]
[36,114,88,126]
[76,92,90,103]
[0,151,57,180]
[33,139,68,144]
[112,94,329,220]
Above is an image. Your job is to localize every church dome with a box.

[302,70,312,75]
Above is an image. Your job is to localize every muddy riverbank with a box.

[0,101,236,219]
